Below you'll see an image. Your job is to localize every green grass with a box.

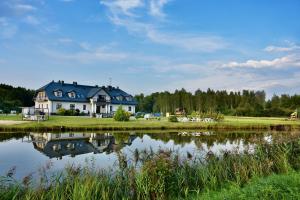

[0,114,22,121]
[1,141,300,199]
[0,115,300,131]
[197,172,300,200]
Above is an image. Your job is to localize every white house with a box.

[34,80,137,116]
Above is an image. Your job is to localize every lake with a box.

[0,131,300,180]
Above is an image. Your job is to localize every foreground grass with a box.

[1,141,300,199]
[0,115,300,131]
[197,171,300,200]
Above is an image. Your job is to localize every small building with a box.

[34,80,137,116]
[21,106,49,121]
[10,110,17,115]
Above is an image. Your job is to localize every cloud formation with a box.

[101,0,226,52]
[223,54,300,69]
[264,43,300,52]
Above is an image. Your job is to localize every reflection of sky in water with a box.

[0,132,296,180]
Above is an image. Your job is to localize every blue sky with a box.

[0,0,300,97]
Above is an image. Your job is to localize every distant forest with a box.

[0,84,35,113]
[0,83,300,117]
[135,89,300,117]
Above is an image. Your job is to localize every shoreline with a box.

[0,123,298,132]
[1,115,299,132]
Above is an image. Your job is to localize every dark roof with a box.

[33,140,98,158]
[36,81,137,105]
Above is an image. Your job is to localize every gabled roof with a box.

[103,86,137,105]
[36,81,137,105]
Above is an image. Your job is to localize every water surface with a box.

[0,131,299,179]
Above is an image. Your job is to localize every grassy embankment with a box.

[0,114,300,131]
[1,141,300,200]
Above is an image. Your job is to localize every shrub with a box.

[113,106,131,121]
[57,108,77,116]
[57,108,67,115]
[168,115,178,122]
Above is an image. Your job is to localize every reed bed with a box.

[1,140,300,200]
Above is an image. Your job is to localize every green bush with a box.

[168,115,178,122]
[113,106,131,121]
[57,108,79,116]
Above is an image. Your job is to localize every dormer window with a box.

[116,96,123,101]
[126,96,133,101]
[68,92,76,98]
[54,90,62,97]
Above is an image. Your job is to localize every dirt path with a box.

[0,120,30,125]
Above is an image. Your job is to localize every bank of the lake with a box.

[0,115,300,132]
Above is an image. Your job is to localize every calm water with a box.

[0,131,299,179]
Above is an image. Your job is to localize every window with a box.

[128,106,132,111]
[116,96,123,101]
[98,95,106,101]
[68,92,76,98]
[110,106,113,112]
[54,90,62,97]
[102,105,105,109]
[126,96,133,101]
[70,104,75,110]
[83,105,86,110]
[56,103,62,110]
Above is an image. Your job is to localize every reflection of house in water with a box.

[30,133,136,159]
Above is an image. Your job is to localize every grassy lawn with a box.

[0,115,300,131]
[196,171,300,200]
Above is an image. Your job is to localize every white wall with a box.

[35,100,135,115]
[50,101,91,114]
[109,104,136,114]
[35,101,51,113]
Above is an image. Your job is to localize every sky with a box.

[0,0,300,97]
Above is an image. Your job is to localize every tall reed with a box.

[1,140,300,200]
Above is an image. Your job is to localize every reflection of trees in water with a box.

[133,131,300,149]
[0,132,28,142]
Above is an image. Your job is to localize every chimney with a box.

[73,81,77,85]
[61,80,64,85]
[95,85,99,88]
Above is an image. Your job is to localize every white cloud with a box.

[146,28,226,52]
[264,44,300,52]
[149,0,170,18]
[13,4,37,13]
[109,15,226,52]
[0,17,18,39]
[101,0,144,16]
[222,54,300,69]
[101,0,226,52]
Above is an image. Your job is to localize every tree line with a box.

[135,88,300,117]
[0,83,299,117]
[0,84,35,113]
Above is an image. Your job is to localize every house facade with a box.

[34,80,137,116]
